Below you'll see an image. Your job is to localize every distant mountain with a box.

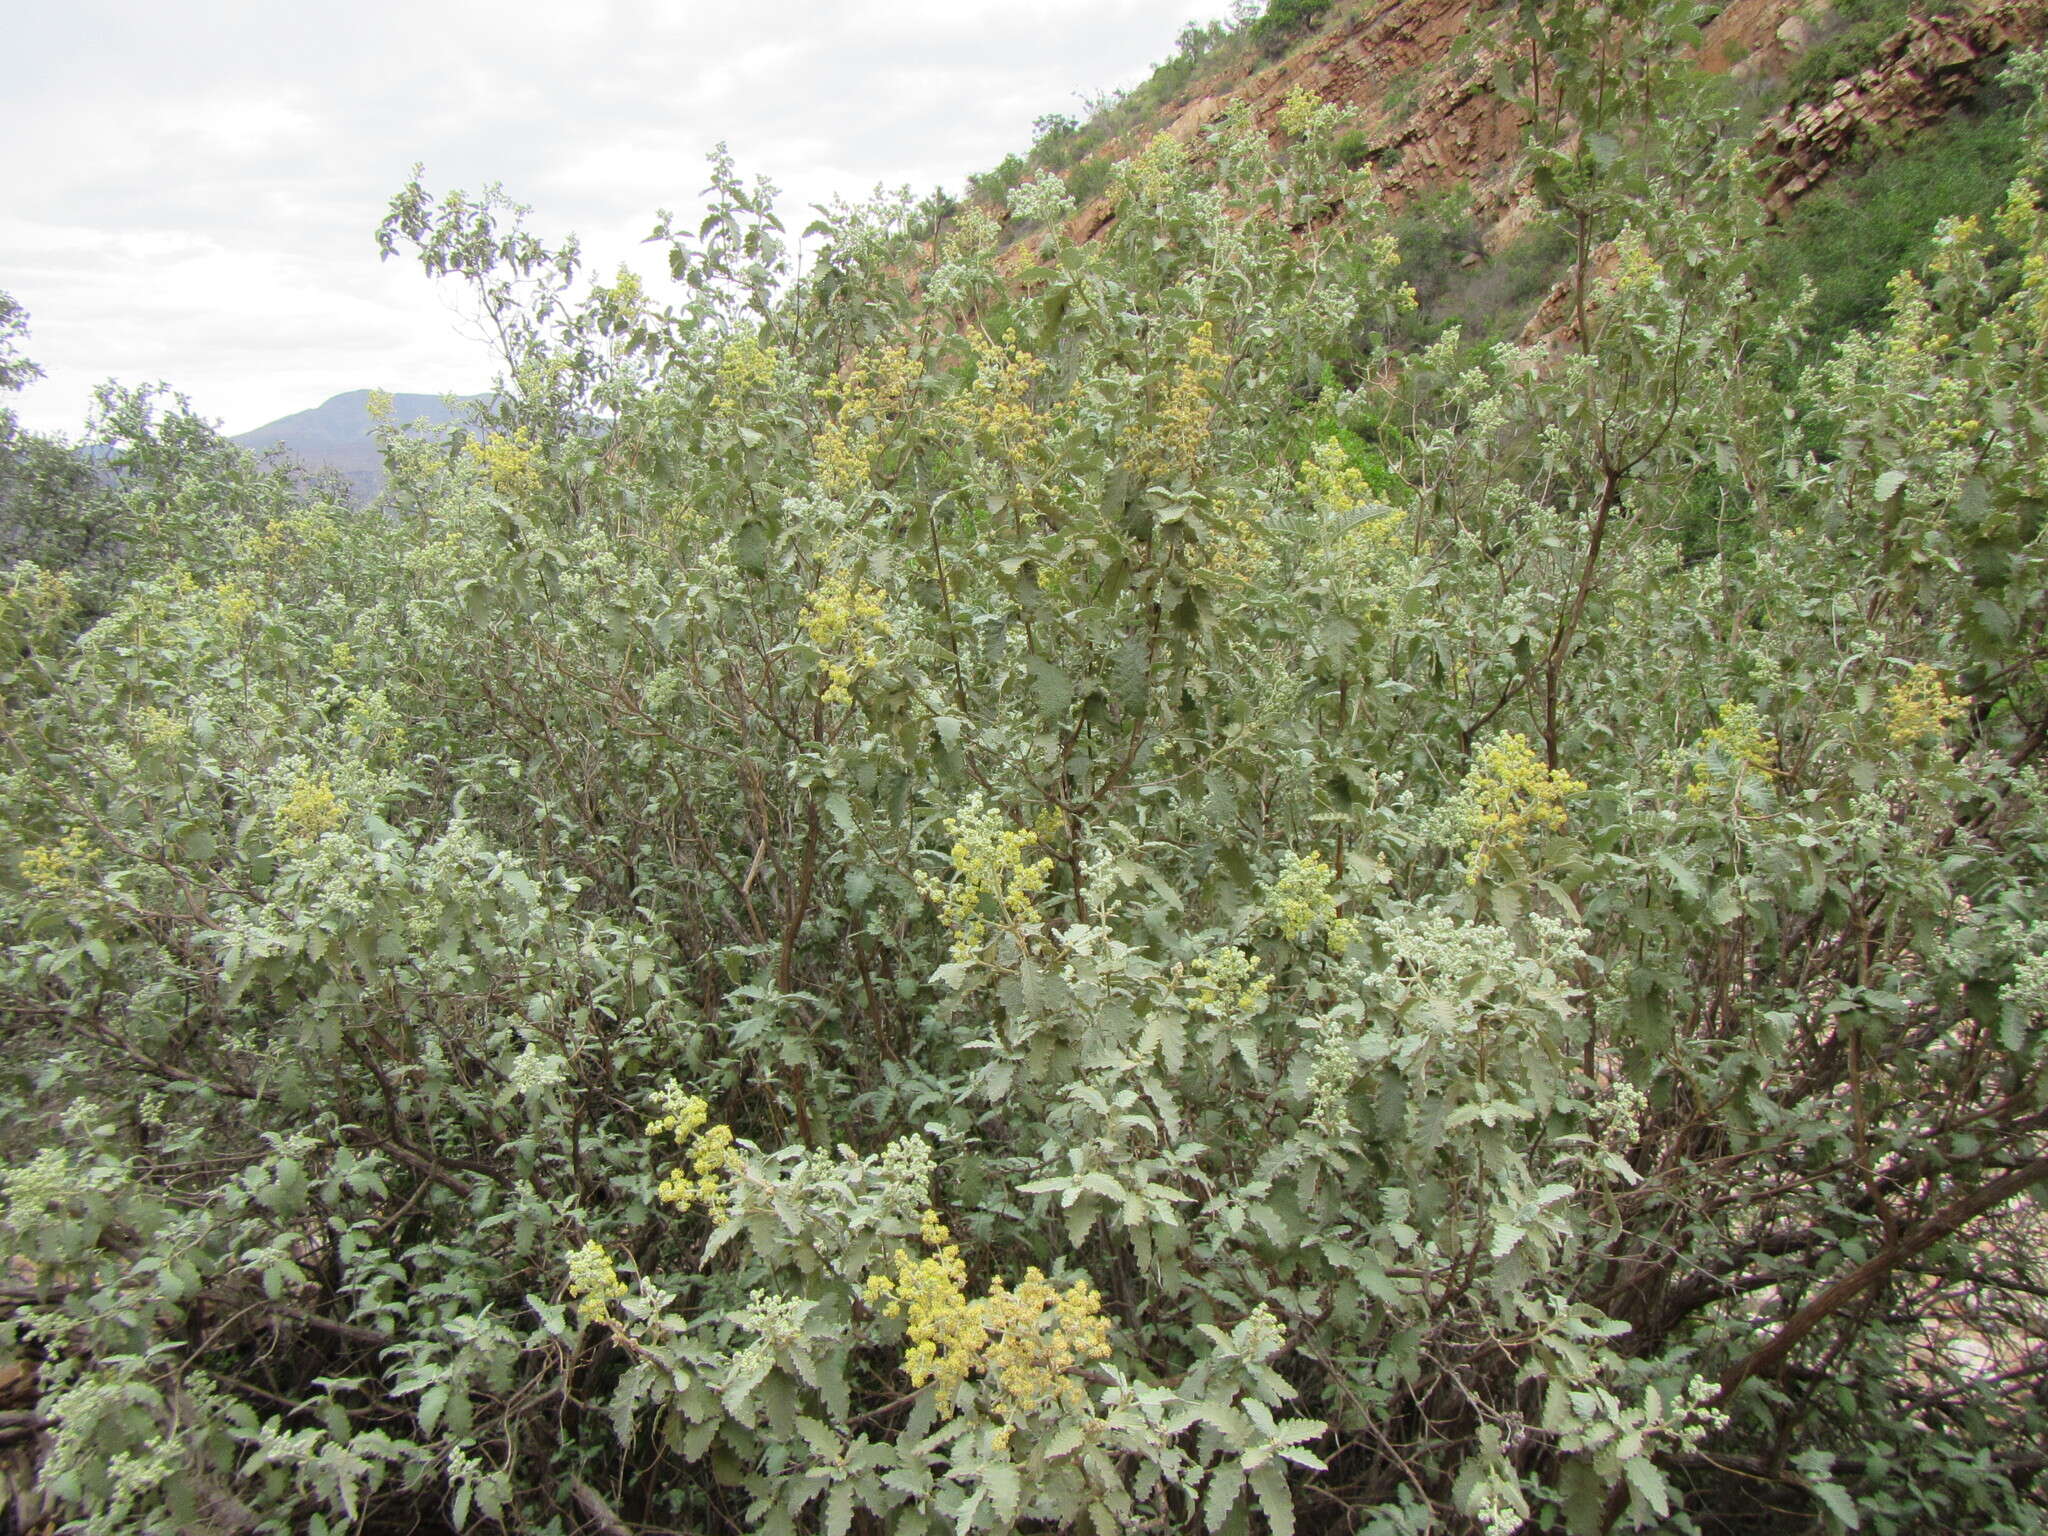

[232,390,482,503]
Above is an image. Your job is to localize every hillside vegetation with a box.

[4,6,2048,1534]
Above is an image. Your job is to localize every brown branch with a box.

[1716,1153,2048,1404]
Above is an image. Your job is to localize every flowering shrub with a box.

[4,34,2048,1536]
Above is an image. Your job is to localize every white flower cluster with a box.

[1008,175,1075,228]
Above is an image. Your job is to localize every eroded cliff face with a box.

[1061,0,2043,253]
[1757,0,2048,213]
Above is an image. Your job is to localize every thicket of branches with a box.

[4,7,2048,1534]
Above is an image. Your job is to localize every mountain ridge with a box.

[231,388,481,503]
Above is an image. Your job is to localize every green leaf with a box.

[826,1482,856,1536]
[1205,1461,1245,1535]
[1249,1462,1294,1536]
[1623,1456,1670,1518]
[824,791,856,838]
[1809,1480,1860,1531]
[984,1461,1021,1527]
[732,518,771,574]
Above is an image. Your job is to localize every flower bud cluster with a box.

[806,346,921,495]
[274,772,345,849]
[1451,733,1586,882]
[648,1082,743,1224]
[1115,133,1189,208]
[1129,322,1223,480]
[1610,226,1663,296]
[1188,945,1269,1021]
[244,508,342,572]
[1263,849,1358,952]
[463,427,545,504]
[913,793,1056,964]
[946,329,1048,470]
[566,1239,628,1326]
[1884,664,1963,749]
[1298,439,1404,568]
[1275,86,1326,139]
[19,828,97,893]
[712,334,779,416]
[212,581,259,632]
[862,1211,1111,1448]
[800,571,893,706]
[1678,699,1776,805]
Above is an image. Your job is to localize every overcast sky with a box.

[4,0,1229,438]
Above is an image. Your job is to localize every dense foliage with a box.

[5,14,2048,1535]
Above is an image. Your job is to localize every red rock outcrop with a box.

[1058,0,2043,259]
[1757,0,2048,213]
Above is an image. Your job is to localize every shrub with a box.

[1250,0,1334,56]
[6,29,2048,1536]
[1761,77,2025,355]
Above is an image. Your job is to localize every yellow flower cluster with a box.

[813,344,921,497]
[19,829,96,892]
[343,689,409,763]
[1686,700,1776,804]
[1611,227,1662,296]
[212,582,259,633]
[274,773,344,848]
[648,1084,743,1223]
[1455,733,1586,881]
[1263,849,1358,952]
[942,206,1001,263]
[947,330,1048,470]
[1129,323,1223,481]
[864,1209,979,1399]
[134,707,188,749]
[1996,180,2048,344]
[1117,133,1189,206]
[862,1211,1111,1445]
[1885,664,1964,748]
[1925,214,1982,278]
[713,333,779,415]
[464,427,545,504]
[244,508,341,571]
[1276,86,1325,139]
[1190,501,1275,588]
[566,1240,628,1326]
[1299,440,1404,562]
[800,571,893,706]
[913,795,1056,964]
[1189,946,1269,1020]
[1882,270,1952,367]
[2,564,75,633]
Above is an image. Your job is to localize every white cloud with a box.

[1,0,1222,436]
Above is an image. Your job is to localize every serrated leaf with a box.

[797,1416,839,1457]
[1623,1456,1670,1518]
[1249,1461,1294,1536]
[826,1482,856,1536]
[418,1384,448,1436]
[824,791,855,838]
[1206,1461,1245,1535]
[984,1460,1021,1526]
[1810,1479,1860,1530]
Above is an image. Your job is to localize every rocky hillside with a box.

[1032,0,2045,265]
